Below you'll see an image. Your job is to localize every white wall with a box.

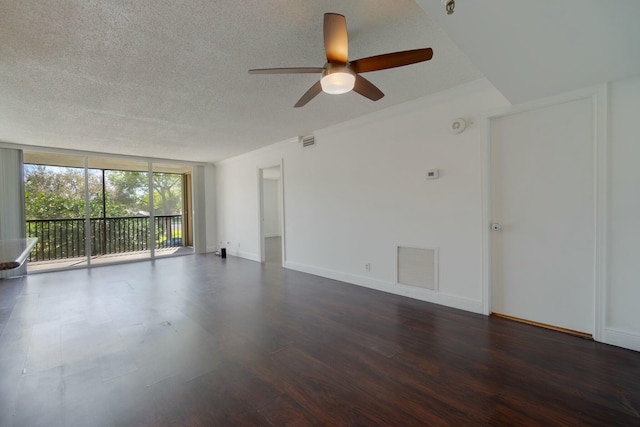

[216,79,510,312]
[204,164,217,252]
[606,75,640,351]
[191,166,207,254]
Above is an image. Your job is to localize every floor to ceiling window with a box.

[24,152,194,272]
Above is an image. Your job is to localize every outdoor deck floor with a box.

[27,246,195,272]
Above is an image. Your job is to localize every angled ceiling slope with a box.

[417,0,640,104]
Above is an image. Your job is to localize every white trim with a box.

[148,161,155,259]
[593,83,609,343]
[279,160,286,265]
[256,158,285,171]
[257,159,285,266]
[257,167,265,262]
[226,249,261,263]
[285,260,484,314]
[482,84,604,121]
[603,328,640,352]
[480,114,492,315]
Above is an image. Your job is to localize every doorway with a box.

[489,97,596,335]
[259,165,284,265]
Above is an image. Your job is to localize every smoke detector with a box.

[449,118,467,134]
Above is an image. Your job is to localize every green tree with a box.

[152,173,182,215]
[24,165,130,219]
[106,171,148,215]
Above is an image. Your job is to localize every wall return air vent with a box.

[299,135,315,148]
[397,246,438,291]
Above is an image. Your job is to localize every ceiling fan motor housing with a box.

[321,63,356,94]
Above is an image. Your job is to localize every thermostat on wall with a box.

[426,169,439,180]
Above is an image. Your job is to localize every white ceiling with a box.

[417,0,640,104]
[1,1,638,163]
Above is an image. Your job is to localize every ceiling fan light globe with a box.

[320,72,355,94]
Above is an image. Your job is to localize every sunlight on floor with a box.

[27,246,195,273]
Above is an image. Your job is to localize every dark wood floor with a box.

[0,255,639,426]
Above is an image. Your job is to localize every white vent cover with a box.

[397,246,438,291]
[299,135,315,148]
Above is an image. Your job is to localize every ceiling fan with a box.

[248,13,433,108]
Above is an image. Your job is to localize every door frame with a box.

[257,159,285,265]
[481,84,608,342]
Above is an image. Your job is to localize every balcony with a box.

[26,214,193,272]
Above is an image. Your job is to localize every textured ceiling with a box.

[0,0,482,163]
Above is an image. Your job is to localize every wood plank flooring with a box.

[0,254,639,426]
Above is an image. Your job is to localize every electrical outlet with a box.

[365,263,371,272]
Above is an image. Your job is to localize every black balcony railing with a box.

[26,215,183,262]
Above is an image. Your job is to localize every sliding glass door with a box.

[24,152,194,271]
[89,164,151,265]
[153,163,189,259]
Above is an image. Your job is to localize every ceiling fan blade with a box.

[353,75,384,101]
[324,13,348,63]
[294,80,322,108]
[350,48,433,73]
[249,67,324,74]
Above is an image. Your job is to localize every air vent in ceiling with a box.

[299,135,315,148]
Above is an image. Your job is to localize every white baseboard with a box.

[603,327,640,352]
[226,249,261,263]
[285,260,483,314]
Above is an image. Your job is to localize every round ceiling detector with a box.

[449,118,467,134]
